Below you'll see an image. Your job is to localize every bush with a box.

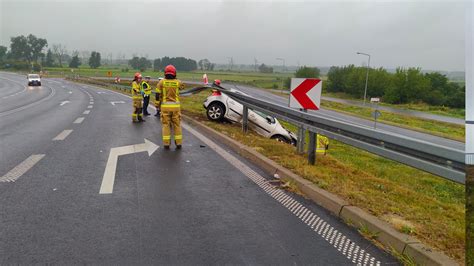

[295,66,320,78]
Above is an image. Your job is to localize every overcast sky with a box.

[0,0,468,71]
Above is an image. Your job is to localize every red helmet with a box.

[134,72,142,79]
[164,65,176,76]
[214,79,221,86]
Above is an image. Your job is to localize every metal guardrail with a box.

[212,84,466,184]
[67,76,465,184]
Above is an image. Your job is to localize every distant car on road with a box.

[203,88,297,145]
[27,74,41,86]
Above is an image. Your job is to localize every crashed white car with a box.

[27,74,41,86]
[203,88,297,145]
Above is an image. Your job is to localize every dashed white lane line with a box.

[73,117,85,124]
[83,110,90,115]
[89,102,94,104]
[87,105,93,109]
[0,155,45,182]
[52,129,73,141]
[183,124,382,266]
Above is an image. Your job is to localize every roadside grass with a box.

[323,92,465,119]
[180,91,465,263]
[320,101,465,142]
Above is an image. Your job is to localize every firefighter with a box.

[142,76,152,116]
[317,134,330,155]
[154,77,163,117]
[131,72,145,123]
[157,65,184,149]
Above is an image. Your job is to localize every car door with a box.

[226,95,244,123]
[248,110,277,138]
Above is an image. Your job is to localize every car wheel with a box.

[271,135,290,144]
[206,102,225,121]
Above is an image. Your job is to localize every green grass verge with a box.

[323,92,465,119]
[320,101,465,142]
[180,91,465,264]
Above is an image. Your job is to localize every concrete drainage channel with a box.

[182,114,458,266]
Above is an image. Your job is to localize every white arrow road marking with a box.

[83,110,90,115]
[73,117,84,124]
[0,154,45,182]
[60,101,70,106]
[110,101,125,106]
[53,129,73,141]
[99,139,159,194]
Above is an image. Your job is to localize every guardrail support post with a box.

[308,131,317,165]
[467,164,474,265]
[242,106,249,134]
[297,126,305,154]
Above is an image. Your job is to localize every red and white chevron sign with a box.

[289,78,322,110]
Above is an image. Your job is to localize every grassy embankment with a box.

[70,76,465,263]
[180,91,465,264]
[323,92,465,119]
[320,101,465,142]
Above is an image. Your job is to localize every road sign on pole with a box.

[289,78,322,110]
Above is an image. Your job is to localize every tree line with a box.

[326,65,465,108]
[0,34,102,70]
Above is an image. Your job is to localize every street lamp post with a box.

[357,52,371,106]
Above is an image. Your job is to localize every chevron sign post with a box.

[289,78,322,110]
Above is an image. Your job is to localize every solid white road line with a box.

[52,129,73,141]
[83,110,90,115]
[0,154,45,182]
[183,124,382,265]
[73,117,85,124]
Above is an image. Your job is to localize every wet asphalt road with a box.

[0,72,398,264]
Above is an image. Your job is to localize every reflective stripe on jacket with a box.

[158,79,184,106]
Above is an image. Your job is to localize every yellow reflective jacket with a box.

[158,78,184,106]
[131,81,142,100]
[141,81,152,96]
[317,135,329,154]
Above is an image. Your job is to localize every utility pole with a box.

[227,57,234,71]
[254,58,258,72]
[276,57,285,72]
[356,52,371,106]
